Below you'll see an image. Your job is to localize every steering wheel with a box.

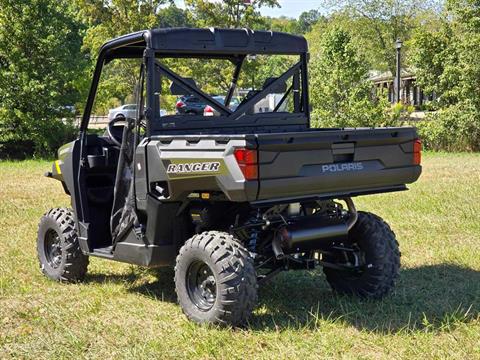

[107,116,126,147]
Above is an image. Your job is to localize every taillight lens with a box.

[413,139,422,165]
[234,148,258,180]
[204,105,214,116]
[176,101,185,108]
[234,148,257,164]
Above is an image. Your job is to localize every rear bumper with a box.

[252,184,408,206]
[255,165,421,203]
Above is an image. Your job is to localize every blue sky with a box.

[173,0,324,19]
[259,0,324,18]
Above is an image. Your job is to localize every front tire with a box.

[37,208,89,282]
[323,212,400,299]
[174,231,257,326]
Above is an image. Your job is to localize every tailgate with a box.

[255,127,422,201]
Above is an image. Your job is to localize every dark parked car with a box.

[203,96,240,116]
[175,95,207,115]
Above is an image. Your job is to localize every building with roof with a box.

[369,68,435,108]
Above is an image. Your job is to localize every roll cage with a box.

[79,28,310,137]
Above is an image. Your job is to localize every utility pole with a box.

[395,39,403,104]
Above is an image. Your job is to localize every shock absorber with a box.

[247,209,262,253]
[248,228,258,253]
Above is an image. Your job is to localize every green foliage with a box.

[157,5,194,28]
[298,10,324,34]
[268,16,302,34]
[185,0,279,29]
[0,0,83,158]
[410,20,459,108]
[74,0,173,114]
[389,102,415,123]
[417,103,480,151]
[267,10,324,35]
[410,0,480,151]
[308,27,390,128]
[322,1,442,73]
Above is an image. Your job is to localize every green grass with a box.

[1,153,479,359]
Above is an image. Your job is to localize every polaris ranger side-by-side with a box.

[38,28,422,326]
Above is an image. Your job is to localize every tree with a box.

[266,11,324,35]
[410,0,480,150]
[267,16,301,34]
[0,0,85,157]
[308,27,388,128]
[298,9,324,33]
[323,0,442,73]
[410,20,459,108]
[185,0,279,29]
[74,0,173,112]
[158,4,194,28]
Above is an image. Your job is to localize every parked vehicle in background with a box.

[203,96,240,116]
[108,104,167,120]
[58,105,76,115]
[175,95,208,115]
[108,104,137,120]
[255,93,287,113]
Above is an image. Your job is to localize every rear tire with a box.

[323,212,400,299]
[37,208,88,282]
[174,231,257,326]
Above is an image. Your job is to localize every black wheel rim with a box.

[186,260,217,311]
[44,229,62,269]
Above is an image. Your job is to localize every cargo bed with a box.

[143,126,421,205]
[255,127,421,202]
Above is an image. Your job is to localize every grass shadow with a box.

[129,267,177,303]
[84,267,177,303]
[251,263,480,333]
[83,263,479,333]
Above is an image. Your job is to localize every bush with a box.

[0,109,77,159]
[308,27,395,129]
[416,104,480,151]
[0,0,84,159]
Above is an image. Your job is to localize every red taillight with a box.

[234,148,257,164]
[204,105,214,116]
[413,139,422,165]
[234,148,258,180]
[176,101,185,108]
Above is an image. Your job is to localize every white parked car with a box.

[108,104,137,121]
[108,104,168,120]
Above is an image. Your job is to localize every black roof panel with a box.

[102,28,308,60]
[147,28,308,54]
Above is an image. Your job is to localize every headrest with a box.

[169,78,199,95]
[262,77,287,93]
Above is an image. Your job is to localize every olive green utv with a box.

[38,28,422,326]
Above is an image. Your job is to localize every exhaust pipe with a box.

[272,232,285,260]
[272,198,357,259]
